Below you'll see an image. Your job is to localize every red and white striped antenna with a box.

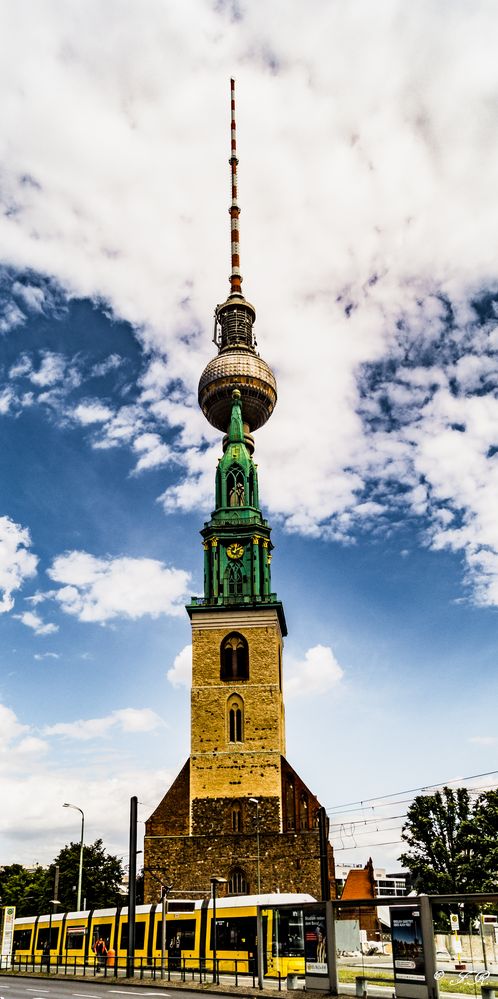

[229,77,242,297]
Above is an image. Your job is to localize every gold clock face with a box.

[227,543,244,560]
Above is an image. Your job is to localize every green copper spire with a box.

[186,391,285,633]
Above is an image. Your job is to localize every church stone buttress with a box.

[144,80,335,901]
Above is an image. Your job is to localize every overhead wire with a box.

[325,769,498,814]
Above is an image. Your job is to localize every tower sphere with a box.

[198,348,277,433]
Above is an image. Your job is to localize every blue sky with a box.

[1,0,498,882]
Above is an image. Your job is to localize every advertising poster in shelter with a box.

[391,906,427,983]
[304,904,328,975]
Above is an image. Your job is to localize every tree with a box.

[0,864,49,916]
[399,787,475,894]
[48,839,125,911]
[464,789,498,892]
[1,840,126,914]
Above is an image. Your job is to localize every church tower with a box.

[144,81,335,901]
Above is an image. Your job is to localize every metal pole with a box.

[318,806,330,901]
[77,811,84,912]
[256,804,261,893]
[479,913,488,971]
[249,798,261,893]
[256,906,264,990]
[160,884,172,979]
[418,894,439,999]
[212,880,217,984]
[127,796,137,978]
[326,900,338,995]
[63,804,85,912]
[161,890,166,978]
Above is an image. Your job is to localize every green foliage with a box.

[0,839,125,915]
[0,864,49,916]
[399,786,498,895]
[48,838,125,910]
[464,789,498,892]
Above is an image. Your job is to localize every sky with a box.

[1,0,498,890]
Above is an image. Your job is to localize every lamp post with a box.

[249,798,261,894]
[63,803,85,912]
[210,877,227,983]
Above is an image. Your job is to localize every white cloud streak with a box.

[43,707,164,741]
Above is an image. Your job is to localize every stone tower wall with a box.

[189,608,286,810]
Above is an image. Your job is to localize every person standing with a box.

[93,937,108,972]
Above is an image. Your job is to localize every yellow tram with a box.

[12,893,315,978]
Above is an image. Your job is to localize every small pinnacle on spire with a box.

[229,77,242,297]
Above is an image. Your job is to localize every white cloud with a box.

[91,354,124,377]
[12,281,46,313]
[47,550,190,622]
[9,355,32,379]
[167,644,192,688]
[29,351,68,387]
[34,651,60,660]
[132,432,174,473]
[468,736,497,746]
[0,388,14,414]
[44,707,164,741]
[0,515,38,612]
[0,703,29,748]
[14,610,58,636]
[73,400,114,425]
[285,644,344,697]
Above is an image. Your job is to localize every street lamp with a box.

[63,803,85,912]
[210,877,227,984]
[249,798,261,894]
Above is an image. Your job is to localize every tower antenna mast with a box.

[229,77,242,297]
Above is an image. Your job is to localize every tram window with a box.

[272,909,304,957]
[210,916,256,951]
[119,921,145,950]
[92,922,112,947]
[66,928,86,949]
[36,927,60,951]
[155,920,196,950]
[13,928,32,950]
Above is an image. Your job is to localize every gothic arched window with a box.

[220,632,249,680]
[227,465,245,507]
[286,779,296,831]
[227,694,244,743]
[224,563,243,599]
[299,793,309,830]
[248,468,255,507]
[228,867,248,895]
[231,804,242,833]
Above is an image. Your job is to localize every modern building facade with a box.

[143,80,335,903]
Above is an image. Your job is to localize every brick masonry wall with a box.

[144,828,328,903]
